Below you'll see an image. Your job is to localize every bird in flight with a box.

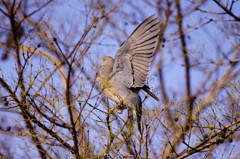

[97,15,160,133]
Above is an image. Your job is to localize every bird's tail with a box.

[124,93,143,134]
[142,85,159,101]
[136,100,142,134]
[128,102,142,134]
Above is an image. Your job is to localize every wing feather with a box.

[135,50,154,54]
[137,38,158,47]
[136,30,159,46]
[133,56,152,62]
[111,15,160,88]
[132,62,150,71]
[133,67,148,76]
[132,60,151,68]
[135,22,160,40]
[132,18,158,39]
[134,71,146,81]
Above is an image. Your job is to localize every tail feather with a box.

[142,86,159,101]
[136,101,142,134]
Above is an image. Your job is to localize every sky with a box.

[0,0,240,158]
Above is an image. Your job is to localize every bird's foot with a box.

[115,104,127,114]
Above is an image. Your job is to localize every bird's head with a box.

[100,56,114,70]
[99,56,114,76]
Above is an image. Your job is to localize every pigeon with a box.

[97,15,160,133]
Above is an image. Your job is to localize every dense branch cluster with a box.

[0,0,239,158]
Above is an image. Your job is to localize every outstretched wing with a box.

[111,15,160,88]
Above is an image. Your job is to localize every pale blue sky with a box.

[0,0,239,158]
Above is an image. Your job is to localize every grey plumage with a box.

[97,15,160,133]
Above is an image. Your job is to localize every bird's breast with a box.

[103,79,131,104]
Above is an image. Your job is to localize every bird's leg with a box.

[112,96,126,114]
[116,99,127,114]
[110,102,126,114]
[116,103,127,114]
